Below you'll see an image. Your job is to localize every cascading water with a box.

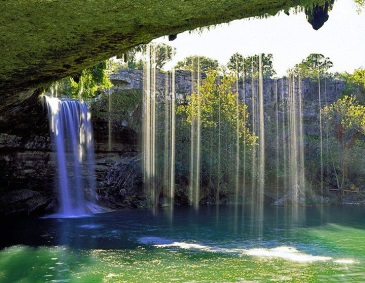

[251,58,258,203]
[142,43,176,207]
[281,79,288,193]
[241,65,247,203]
[235,67,240,203]
[286,74,305,204]
[108,88,113,152]
[139,48,310,210]
[250,55,265,207]
[258,54,265,205]
[45,96,96,217]
[189,57,201,208]
[143,44,157,205]
[318,71,324,198]
[274,79,280,200]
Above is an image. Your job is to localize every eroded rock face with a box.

[0,89,54,215]
[0,70,347,215]
[0,133,56,216]
[0,89,140,216]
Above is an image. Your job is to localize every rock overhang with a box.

[1,0,327,97]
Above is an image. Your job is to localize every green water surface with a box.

[1,206,364,282]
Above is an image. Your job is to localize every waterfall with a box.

[189,57,201,208]
[250,55,265,206]
[45,96,96,217]
[287,74,305,204]
[108,88,112,152]
[143,44,157,205]
[274,79,279,200]
[235,72,240,204]
[242,66,247,204]
[142,43,176,207]
[162,57,176,207]
[318,72,324,198]
[251,58,257,203]
[258,54,265,205]
[281,79,288,193]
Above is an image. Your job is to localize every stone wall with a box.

[0,91,139,216]
[0,69,346,215]
[110,69,346,133]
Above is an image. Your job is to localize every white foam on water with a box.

[243,246,331,262]
[138,237,357,264]
[333,259,358,264]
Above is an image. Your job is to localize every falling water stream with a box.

[143,44,176,207]
[45,96,96,217]
[189,57,201,208]
[140,47,311,211]
[143,44,157,205]
[258,54,265,205]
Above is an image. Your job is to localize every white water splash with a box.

[138,237,357,264]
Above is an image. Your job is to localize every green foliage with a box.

[227,53,276,78]
[354,0,365,13]
[90,89,143,131]
[323,95,365,196]
[176,70,257,192]
[68,61,112,99]
[185,70,256,145]
[292,53,333,77]
[227,53,245,75]
[323,95,365,140]
[47,61,112,100]
[343,68,365,97]
[123,45,144,70]
[124,43,175,70]
[175,56,219,73]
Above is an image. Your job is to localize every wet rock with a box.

[305,1,334,30]
[0,189,54,216]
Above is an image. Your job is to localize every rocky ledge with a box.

[1,0,325,98]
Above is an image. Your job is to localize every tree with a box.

[69,60,112,99]
[323,95,365,198]
[344,68,365,97]
[175,56,219,73]
[185,70,255,141]
[177,70,256,197]
[293,53,333,77]
[124,43,175,70]
[354,0,365,13]
[227,53,276,78]
[152,43,175,70]
[227,52,245,75]
[123,45,144,69]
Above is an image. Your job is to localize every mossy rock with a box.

[1,0,325,97]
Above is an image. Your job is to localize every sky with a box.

[153,0,365,77]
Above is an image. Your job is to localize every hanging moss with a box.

[305,0,334,30]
